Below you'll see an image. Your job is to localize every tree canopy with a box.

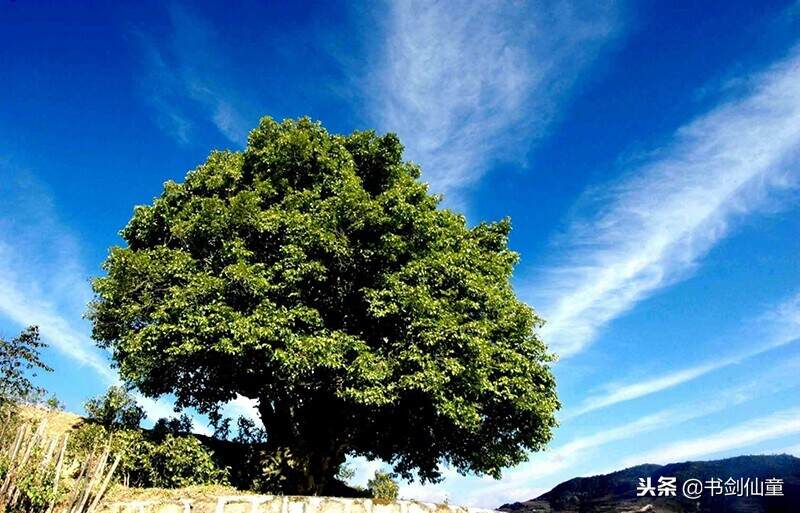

[0,326,52,406]
[89,117,559,494]
[84,385,146,430]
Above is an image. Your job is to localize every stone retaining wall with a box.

[101,495,499,513]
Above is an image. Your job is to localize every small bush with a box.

[84,386,145,430]
[3,444,64,512]
[69,422,228,489]
[150,435,229,488]
[14,466,62,512]
[233,416,266,444]
[110,428,157,487]
[368,471,399,500]
[0,326,52,407]
[69,422,108,455]
[44,394,65,411]
[152,414,194,439]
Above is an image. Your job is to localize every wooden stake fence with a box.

[0,419,118,513]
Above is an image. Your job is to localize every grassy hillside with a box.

[3,404,239,503]
[6,404,366,502]
[11,403,84,437]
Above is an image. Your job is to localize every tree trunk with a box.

[258,397,346,495]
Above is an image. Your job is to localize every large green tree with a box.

[90,117,559,494]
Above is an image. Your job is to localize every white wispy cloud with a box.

[456,411,680,507]
[399,482,452,505]
[563,290,800,418]
[559,361,800,454]
[456,364,800,507]
[528,48,800,357]
[0,273,114,381]
[0,164,210,429]
[372,0,622,202]
[621,406,800,466]
[779,443,800,457]
[0,166,112,379]
[564,362,724,420]
[134,3,250,146]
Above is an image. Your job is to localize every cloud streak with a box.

[0,164,209,428]
[0,166,112,379]
[459,363,800,507]
[781,443,800,457]
[563,290,800,418]
[134,4,250,146]
[372,0,622,202]
[621,406,800,466]
[0,273,114,381]
[528,48,800,357]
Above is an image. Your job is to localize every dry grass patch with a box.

[103,484,241,502]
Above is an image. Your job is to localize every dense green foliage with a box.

[0,326,52,406]
[75,387,228,488]
[84,386,146,431]
[70,422,229,488]
[90,117,559,494]
[151,434,230,488]
[367,471,399,500]
[11,461,62,513]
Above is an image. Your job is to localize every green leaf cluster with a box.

[0,326,52,407]
[1,443,64,512]
[84,386,145,431]
[367,471,399,500]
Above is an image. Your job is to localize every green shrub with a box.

[0,326,52,407]
[0,454,9,480]
[111,428,157,487]
[45,394,65,411]
[69,422,228,489]
[367,471,399,500]
[84,386,145,430]
[152,414,194,439]
[233,416,266,444]
[68,422,108,455]
[0,403,22,446]
[149,435,229,488]
[70,423,156,487]
[3,444,64,512]
[14,466,62,512]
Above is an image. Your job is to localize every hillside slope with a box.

[9,404,364,497]
[499,454,800,513]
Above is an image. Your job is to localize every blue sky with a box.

[2,0,800,507]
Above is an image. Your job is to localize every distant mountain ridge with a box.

[498,454,800,513]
